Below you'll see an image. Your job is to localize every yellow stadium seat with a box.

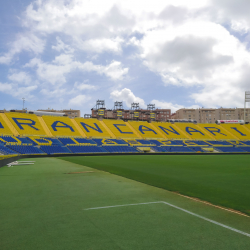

[198,124,237,140]
[151,122,188,139]
[5,112,47,136]
[42,116,82,137]
[103,119,139,138]
[128,121,164,139]
[174,123,213,140]
[0,114,15,135]
[220,124,250,140]
[74,118,111,138]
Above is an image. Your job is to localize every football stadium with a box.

[1,111,250,249]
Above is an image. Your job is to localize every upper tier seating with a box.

[128,121,164,139]
[5,112,47,136]
[102,146,138,153]
[42,116,81,137]
[214,147,246,153]
[103,120,138,138]
[198,124,237,140]
[74,118,111,138]
[40,145,71,154]
[93,138,127,145]
[7,145,45,154]
[174,123,213,140]
[220,124,250,140]
[67,145,107,153]
[0,114,15,135]
[151,122,188,139]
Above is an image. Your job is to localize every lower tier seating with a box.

[7,145,45,155]
[102,146,138,153]
[40,146,71,154]
[67,146,107,153]
[214,147,246,153]
[0,145,18,155]
[161,146,194,152]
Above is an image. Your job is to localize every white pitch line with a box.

[84,201,250,238]
[84,201,162,210]
[161,201,250,238]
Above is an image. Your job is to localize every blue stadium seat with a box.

[207,141,232,146]
[102,146,138,153]
[240,147,250,152]
[214,147,245,153]
[0,145,18,155]
[40,145,71,154]
[93,139,127,145]
[161,146,194,152]
[74,138,97,144]
[67,146,107,153]
[59,138,76,145]
[7,145,45,154]
[188,147,205,152]
[150,146,167,152]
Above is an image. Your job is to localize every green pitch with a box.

[61,154,250,215]
[1,156,250,249]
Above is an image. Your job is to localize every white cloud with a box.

[74,82,96,91]
[110,88,146,108]
[68,95,91,107]
[0,33,45,64]
[52,37,74,53]
[8,71,32,85]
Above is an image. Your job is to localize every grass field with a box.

[1,155,250,249]
[61,154,250,215]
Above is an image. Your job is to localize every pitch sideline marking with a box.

[84,201,162,210]
[84,201,250,238]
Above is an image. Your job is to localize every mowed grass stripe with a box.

[60,155,250,215]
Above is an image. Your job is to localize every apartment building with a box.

[91,108,171,121]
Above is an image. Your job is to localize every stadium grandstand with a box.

[0,111,250,157]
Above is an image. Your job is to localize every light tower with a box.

[244,91,250,122]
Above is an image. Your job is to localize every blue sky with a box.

[1,0,250,116]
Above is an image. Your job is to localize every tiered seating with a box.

[93,138,127,145]
[182,140,210,146]
[102,146,138,153]
[0,136,21,144]
[7,145,45,154]
[0,145,18,155]
[74,138,97,144]
[198,124,236,140]
[240,147,250,152]
[42,116,81,137]
[206,141,232,146]
[28,137,52,145]
[239,141,250,145]
[220,124,250,140]
[187,147,204,152]
[128,121,164,139]
[103,120,138,138]
[150,140,184,146]
[59,137,77,145]
[214,147,246,153]
[150,146,166,152]
[74,118,111,138]
[40,145,71,154]
[42,138,64,145]
[174,123,212,140]
[151,122,188,139]
[5,112,47,136]
[123,139,154,146]
[161,146,194,152]
[0,114,15,135]
[67,145,107,153]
